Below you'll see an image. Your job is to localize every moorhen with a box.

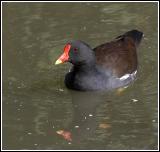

[55,30,143,91]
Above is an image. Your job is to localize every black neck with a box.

[73,61,96,73]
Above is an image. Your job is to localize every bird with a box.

[55,30,143,91]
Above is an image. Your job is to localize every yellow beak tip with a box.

[55,59,62,65]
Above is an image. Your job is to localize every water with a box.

[2,2,158,150]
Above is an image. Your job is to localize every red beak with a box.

[55,44,71,65]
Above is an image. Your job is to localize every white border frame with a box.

[1,1,159,151]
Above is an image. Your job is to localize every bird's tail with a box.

[116,29,143,46]
[124,29,143,46]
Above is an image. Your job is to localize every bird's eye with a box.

[73,48,78,52]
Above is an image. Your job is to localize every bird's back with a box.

[94,30,143,77]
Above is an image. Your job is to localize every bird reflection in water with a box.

[56,90,112,143]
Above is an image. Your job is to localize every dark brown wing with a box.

[94,31,142,77]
